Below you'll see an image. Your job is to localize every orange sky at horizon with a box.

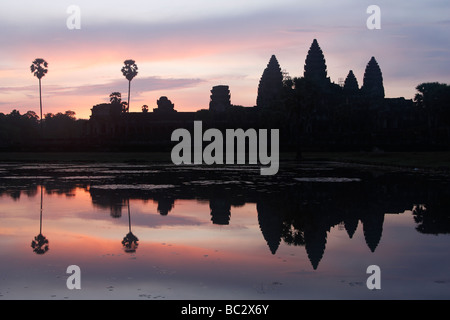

[0,33,291,119]
[0,42,420,120]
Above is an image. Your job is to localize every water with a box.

[0,160,449,300]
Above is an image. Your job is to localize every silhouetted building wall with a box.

[83,39,446,152]
[88,103,196,147]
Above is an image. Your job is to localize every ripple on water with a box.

[294,177,361,183]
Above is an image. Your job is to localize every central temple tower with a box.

[304,39,331,87]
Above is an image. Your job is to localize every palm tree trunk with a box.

[39,78,43,133]
[128,80,131,112]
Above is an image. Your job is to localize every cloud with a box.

[0,76,205,118]
[0,76,204,96]
[71,76,205,97]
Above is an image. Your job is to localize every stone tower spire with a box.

[256,54,284,109]
[361,57,384,99]
[304,39,330,86]
[343,70,359,94]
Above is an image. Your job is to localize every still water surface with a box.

[0,161,449,299]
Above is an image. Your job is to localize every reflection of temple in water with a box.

[361,213,384,253]
[1,165,449,270]
[91,188,125,218]
[86,177,435,270]
[210,198,231,225]
[90,188,176,217]
[153,195,175,216]
[304,226,328,270]
[256,200,283,254]
[255,192,390,269]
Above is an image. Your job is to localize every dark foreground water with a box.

[0,160,449,300]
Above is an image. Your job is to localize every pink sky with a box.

[0,1,449,119]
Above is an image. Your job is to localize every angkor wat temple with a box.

[87,39,439,152]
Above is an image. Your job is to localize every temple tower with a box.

[343,70,359,95]
[304,39,330,87]
[209,85,231,112]
[361,57,385,99]
[256,55,284,109]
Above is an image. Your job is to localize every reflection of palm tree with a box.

[31,186,49,254]
[121,59,138,112]
[30,58,48,132]
[31,233,49,255]
[122,199,139,253]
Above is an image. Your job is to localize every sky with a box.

[0,0,449,119]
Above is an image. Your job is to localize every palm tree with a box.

[30,58,48,131]
[121,59,138,112]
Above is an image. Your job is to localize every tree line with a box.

[0,110,87,148]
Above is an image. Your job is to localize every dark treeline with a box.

[1,80,449,152]
[0,110,87,150]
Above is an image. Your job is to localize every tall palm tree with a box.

[30,58,48,131]
[121,59,138,112]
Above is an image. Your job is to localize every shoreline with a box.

[0,151,449,172]
[301,151,450,174]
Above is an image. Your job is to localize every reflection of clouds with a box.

[128,213,204,229]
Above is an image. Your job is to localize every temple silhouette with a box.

[83,39,443,152]
[1,38,448,151]
[303,38,331,88]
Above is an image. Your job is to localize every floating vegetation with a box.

[294,177,361,183]
[89,184,175,190]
